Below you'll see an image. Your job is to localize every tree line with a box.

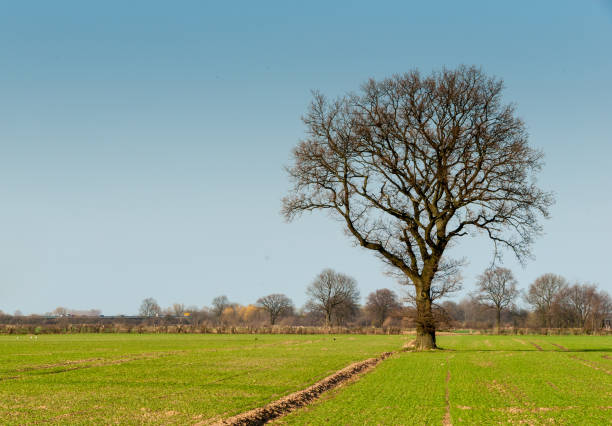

[134,268,403,329]
[132,268,610,333]
[3,267,608,334]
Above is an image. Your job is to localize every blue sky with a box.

[1,1,611,314]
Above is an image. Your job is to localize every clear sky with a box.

[1,1,611,315]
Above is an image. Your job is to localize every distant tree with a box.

[211,296,231,323]
[256,294,294,325]
[306,269,360,327]
[139,297,161,317]
[220,305,239,326]
[440,300,464,323]
[172,303,186,317]
[475,268,519,333]
[365,289,402,327]
[185,306,209,326]
[239,304,265,326]
[283,66,553,349]
[590,290,612,332]
[52,307,68,317]
[525,273,568,328]
[565,283,598,329]
[332,297,360,326]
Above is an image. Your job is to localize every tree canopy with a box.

[283,65,553,349]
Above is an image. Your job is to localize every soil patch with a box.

[569,355,612,375]
[208,351,395,425]
[528,341,543,351]
[443,367,452,426]
[550,343,568,351]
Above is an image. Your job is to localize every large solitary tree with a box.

[283,66,553,349]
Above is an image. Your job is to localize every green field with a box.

[1,334,611,424]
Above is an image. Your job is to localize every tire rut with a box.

[443,363,452,426]
[528,341,543,351]
[569,355,612,375]
[207,351,395,425]
[549,343,568,351]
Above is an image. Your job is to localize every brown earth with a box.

[549,343,568,351]
[207,351,395,425]
[443,368,452,426]
[528,341,543,351]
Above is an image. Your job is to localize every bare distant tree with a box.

[172,303,186,317]
[186,306,209,326]
[139,297,161,317]
[306,269,360,327]
[283,66,553,349]
[256,294,294,325]
[211,296,231,323]
[52,307,69,317]
[565,283,598,329]
[591,290,612,331]
[475,268,519,333]
[333,298,360,326]
[525,273,568,328]
[365,289,402,327]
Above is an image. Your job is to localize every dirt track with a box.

[209,351,395,425]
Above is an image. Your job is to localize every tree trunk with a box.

[496,308,501,334]
[414,287,437,350]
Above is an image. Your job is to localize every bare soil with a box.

[549,343,568,351]
[443,368,452,426]
[528,341,543,351]
[209,351,395,425]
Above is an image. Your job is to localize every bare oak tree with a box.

[211,295,231,324]
[565,283,597,329]
[306,269,360,327]
[172,303,186,317]
[525,273,568,328]
[256,293,294,325]
[139,297,161,317]
[283,65,553,349]
[475,267,519,333]
[365,289,402,327]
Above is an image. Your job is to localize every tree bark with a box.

[414,286,437,350]
[325,310,332,328]
[496,308,501,334]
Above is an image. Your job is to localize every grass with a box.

[2,334,611,424]
[0,333,404,424]
[277,335,612,425]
